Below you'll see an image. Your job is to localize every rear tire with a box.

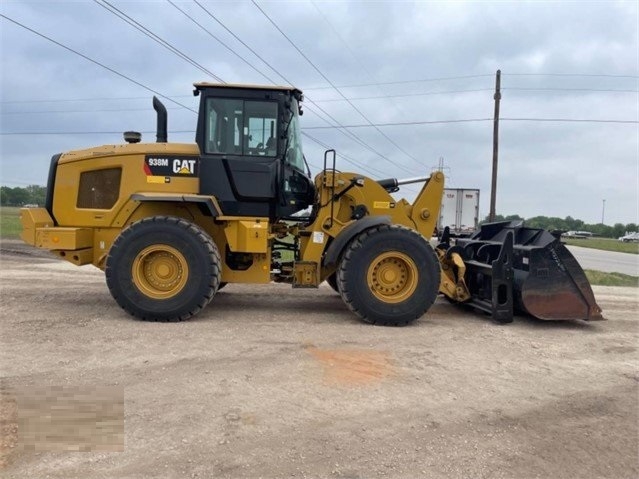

[105,216,221,321]
[337,225,440,326]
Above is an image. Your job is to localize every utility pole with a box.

[602,199,606,224]
[489,69,501,222]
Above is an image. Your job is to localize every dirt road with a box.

[1,240,637,478]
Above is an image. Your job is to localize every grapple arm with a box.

[438,221,604,322]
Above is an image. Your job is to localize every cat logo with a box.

[173,159,197,175]
[144,155,198,177]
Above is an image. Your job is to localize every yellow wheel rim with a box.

[367,251,418,303]
[132,245,189,299]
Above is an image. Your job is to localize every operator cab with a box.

[194,83,314,219]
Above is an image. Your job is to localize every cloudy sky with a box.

[1,0,637,225]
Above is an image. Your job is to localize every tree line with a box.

[1,184,636,239]
[485,214,637,239]
[1,185,46,207]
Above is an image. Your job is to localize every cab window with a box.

[285,99,305,172]
[205,98,277,157]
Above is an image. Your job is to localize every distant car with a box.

[563,231,593,239]
[618,232,639,243]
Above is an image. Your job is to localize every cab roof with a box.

[193,82,302,98]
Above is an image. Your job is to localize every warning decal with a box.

[373,201,390,209]
[146,176,171,184]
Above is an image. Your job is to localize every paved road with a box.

[567,245,639,276]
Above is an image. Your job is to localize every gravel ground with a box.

[1,240,637,478]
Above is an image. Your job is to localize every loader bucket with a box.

[455,221,604,322]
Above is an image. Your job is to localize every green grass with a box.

[584,269,639,287]
[0,206,22,239]
[563,237,639,254]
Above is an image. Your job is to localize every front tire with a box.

[105,216,221,321]
[337,225,440,326]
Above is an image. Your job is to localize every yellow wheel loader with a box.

[20,83,603,324]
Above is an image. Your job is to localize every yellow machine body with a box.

[20,83,601,325]
[20,144,448,290]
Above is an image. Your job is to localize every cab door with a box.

[198,97,280,217]
[275,100,315,218]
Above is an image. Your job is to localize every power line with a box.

[308,0,411,121]
[94,0,224,83]
[2,107,185,115]
[302,117,638,129]
[303,72,638,90]
[4,85,632,108]
[314,88,495,102]
[5,116,636,136]
[0,14,197,113]
[193,0,393,167]
[301,103,415,169]
[504,72,639,79]
[503,87,638,93]
[309,0,430,161]
[5,85,636,109]
[303,131,426,196]
[306,86,639,104]
[166,0,278,84]
[305,74,495,90]
[501,117,639,124]
[192,0,294,86]
[303,133,381,176]
[0,102,432,168]
[301,131,389,177]
[9,10,632,167]
[252,0,419,175]
[311,0,436,172]
[0,130,195,136]
[309,0,376,84]
[304,119,492,129]
[193,0,381,169]
[0,95,185,104]
[197,0,414,172]
[193,0,414,174]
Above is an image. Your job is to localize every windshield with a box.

[285,99,305,172]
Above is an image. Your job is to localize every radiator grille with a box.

[77,168,122,209]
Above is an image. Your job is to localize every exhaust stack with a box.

[152,96,168,143]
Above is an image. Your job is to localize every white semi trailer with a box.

[437,188,480,237]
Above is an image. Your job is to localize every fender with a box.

[322,215,391,268]
[130,193,221,217]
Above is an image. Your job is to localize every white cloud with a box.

[0,0,637,224]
